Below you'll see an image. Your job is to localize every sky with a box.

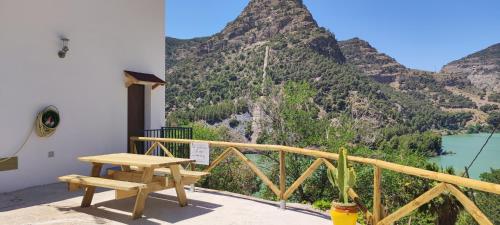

[165,0,500,71]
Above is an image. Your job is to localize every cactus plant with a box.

[327,147,356,204]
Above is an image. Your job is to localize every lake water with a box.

[431,133,500,179]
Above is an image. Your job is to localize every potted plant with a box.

[327,147,359,225]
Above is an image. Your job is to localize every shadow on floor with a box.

[0,182,107,212]
[55,191,222,225]
[2,183,329,224]
[195,188,330,220]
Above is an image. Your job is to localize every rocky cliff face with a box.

[339,38,407,83]
[441,43,500,92]
[182,0,345,63]
[337,37,484,112]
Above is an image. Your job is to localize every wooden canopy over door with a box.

[127,84,145,152]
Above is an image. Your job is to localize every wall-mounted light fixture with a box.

[58,37,70,58]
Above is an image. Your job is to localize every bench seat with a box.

[154,168,209,178]
[58,174,147,191]
[127,166,209,179]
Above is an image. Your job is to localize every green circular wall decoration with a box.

[36,106,60,137]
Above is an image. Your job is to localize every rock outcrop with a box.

[339,38,408,83]
[441,43,500,92]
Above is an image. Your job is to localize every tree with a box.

[487,111,500,128]
[479,104,499,113]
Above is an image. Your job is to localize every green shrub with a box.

[479,104,499,112]
[488,92,500,103]
[229,118,240,128]
[244,122,253,141]
[487,111,500,127]
[312,199,331,211]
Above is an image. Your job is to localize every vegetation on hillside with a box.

[479,104,499,112]
[166,34,473,134]
[489,92,500,103]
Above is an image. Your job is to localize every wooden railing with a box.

[130,137,499,225]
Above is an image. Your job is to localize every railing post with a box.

[373,166,382,225]
[129,138,135,154]
[279,150,286,209]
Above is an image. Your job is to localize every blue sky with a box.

[165,0,500,71]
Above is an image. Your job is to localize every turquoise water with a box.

[431,133,500,179]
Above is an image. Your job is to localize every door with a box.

[128,84,145,152]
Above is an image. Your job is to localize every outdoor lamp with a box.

[58,37,70,58]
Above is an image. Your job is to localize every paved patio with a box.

[0,183,331,225]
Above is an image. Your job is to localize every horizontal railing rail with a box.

[130,136,499,225]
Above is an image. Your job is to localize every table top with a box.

[78,153,195,168]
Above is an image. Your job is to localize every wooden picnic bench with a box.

[58,153,198,219]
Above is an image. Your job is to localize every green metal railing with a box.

[140,127,192,158]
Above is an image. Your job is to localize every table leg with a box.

[81,163,102,207]
[170,164,187,207]
[132,187,148,219]
[132,167,154,219]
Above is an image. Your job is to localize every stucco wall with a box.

[0,0,165,192]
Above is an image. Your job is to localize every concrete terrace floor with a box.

[0,183,331,225]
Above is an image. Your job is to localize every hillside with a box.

[338,38,407,83]
[442,43,500,93]
[339,38,486,118]
[165,0,473,142]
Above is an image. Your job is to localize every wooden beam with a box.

[131,137,500,195]
[378,183,447,225]
[279,150,286,201]
[68,183,82,192]
[170,164,188,207]
[81,163,103,207]
[59,174,146,191]
[129,139,136,154]
[157,142,175,157]
[124,73,164,90]
[283,158,323,200]
[445,184,493,225]
[232,148,280,196]
[132,141,138,155]
[132,187,147,219]
[108,169,144,183]
[124,75,138,88]
[132,167,154,219]
[373,166,382,224]
[203,147,234,172]
[144,142,159,155]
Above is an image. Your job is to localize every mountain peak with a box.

[167,0,345,63]
[218,0,317,42]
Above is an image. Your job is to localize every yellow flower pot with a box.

[330,202,358,225]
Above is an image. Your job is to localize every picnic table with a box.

[58,153,200,219]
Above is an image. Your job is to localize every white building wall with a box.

[0,0,165,192]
